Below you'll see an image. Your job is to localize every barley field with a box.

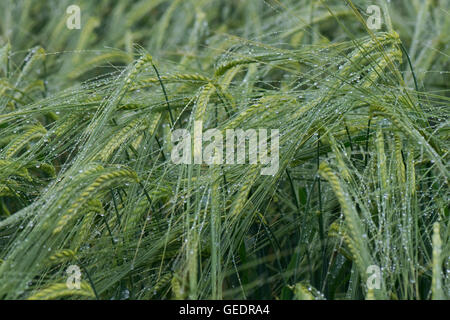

[0,0,448,300]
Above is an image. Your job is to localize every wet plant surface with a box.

[0,0,448,300]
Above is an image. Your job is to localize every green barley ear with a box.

[194,83,216,122]
[318,162,386,298]
[132,73,210,91]
[431,222,444,300]
[48,249,77,266]
[53,167,138,234]
[152,272,172,296]
[15,47,46,86]
[230,166,260,219]
[171,275,186,300]
[95,118,146,162]
[328,221,352,261]
[4,125,47,159]
[292,281,325,300]
[28,282,94,300]
[366,288,375,300]
[0,160,32,181]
